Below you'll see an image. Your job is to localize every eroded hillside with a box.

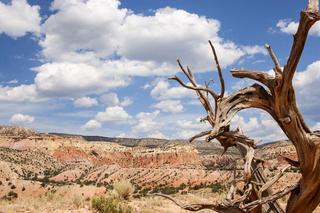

[0,126,303,212]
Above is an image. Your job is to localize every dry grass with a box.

[113,179,135,200]
[0,191,90,213]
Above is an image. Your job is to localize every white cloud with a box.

[147,131,166,139]
[294,61,320,89]
[173,117,211,139]
[120,97,133,107]
[0,0,41,37]
[7,79,18,84]
[40,1,263,68]
[241,45,267,55]
[81,119,101,131]
[74,96,98,108]
[276,19,320,36]
[9,113,34,124]
[99,93,132,107]
[17,0,264,100]
[176,119,204,130]
[0,0,266,103]
[150,79,194,100]
[175,129,203,139]
[95,106,131,122]
[153,100,183,113]
[132,110,161,134]
[0,84,43,102]
[33,62,129,97]
[312,122,320,131]
[99,93,119,106]
[142,83,151,90]
[231,113,285,142]
[293,60,320,120]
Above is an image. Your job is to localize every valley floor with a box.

[0,126,319,212]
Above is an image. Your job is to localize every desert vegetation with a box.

[0,125,306,212]
[0,1,320,213]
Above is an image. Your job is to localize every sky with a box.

[1,0,320,142]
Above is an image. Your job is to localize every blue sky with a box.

[1,0,320,141]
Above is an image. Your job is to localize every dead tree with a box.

[156,0,320,212]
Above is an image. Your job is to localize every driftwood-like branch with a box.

[243,184,299,212]
[282,4,320,85]
[154,193,244,213]
[169,76,219,100]
[307,0,319,13]
[189,130,211,142]
[258,165,291,198]
[175,60,217,126]
[209,40,225,98]
[265,44,282,76]
[154,183,298,213]
[164,2,320,211]
[281,155,300,168]
[230,69,274,89]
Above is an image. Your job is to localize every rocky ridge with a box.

[0,125,301,212]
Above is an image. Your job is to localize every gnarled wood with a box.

[161,1,320,212]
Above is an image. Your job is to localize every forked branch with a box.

[155,183,298,213]
[283,1,320,85]
[258,165,291,198]
[265,44,282,77]
[163,1,320,211]
[169,76,219,100]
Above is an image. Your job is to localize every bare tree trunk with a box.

[156,1,320,212]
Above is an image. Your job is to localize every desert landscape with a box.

[1,0,320,212]
[0,125,311,212]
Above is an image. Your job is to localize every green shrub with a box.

[139,187,150,196]
[2,191,18,201]
[113,180,134,200]
[8,191,18,198]
[210,182,226,193]
[91,196,132,213]
[159,186,178,195]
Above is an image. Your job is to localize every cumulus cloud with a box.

[73,97,98,108]
[95,106,131,123]
[231,113,285,142]
[120,97,133,107]
[276,19,320,36]
[99,93,133,107]
[293,60,320,120]
[312,122,320,131]
[0,0,41,37]
[9,113,34,124]
[147,131,166,139]
[175,129,204,139]
[132,110,161,134]
[81,119,101,131]
[176,119,205,130]
[1,0,266,102]
[150,79,194,100]
[40,1,263,67]
[33,62,130,97]
[153,100,183,113]
[99,93,120,106]
[7,79,18,84]
[173,118,211,139]
[0,84,43,102]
